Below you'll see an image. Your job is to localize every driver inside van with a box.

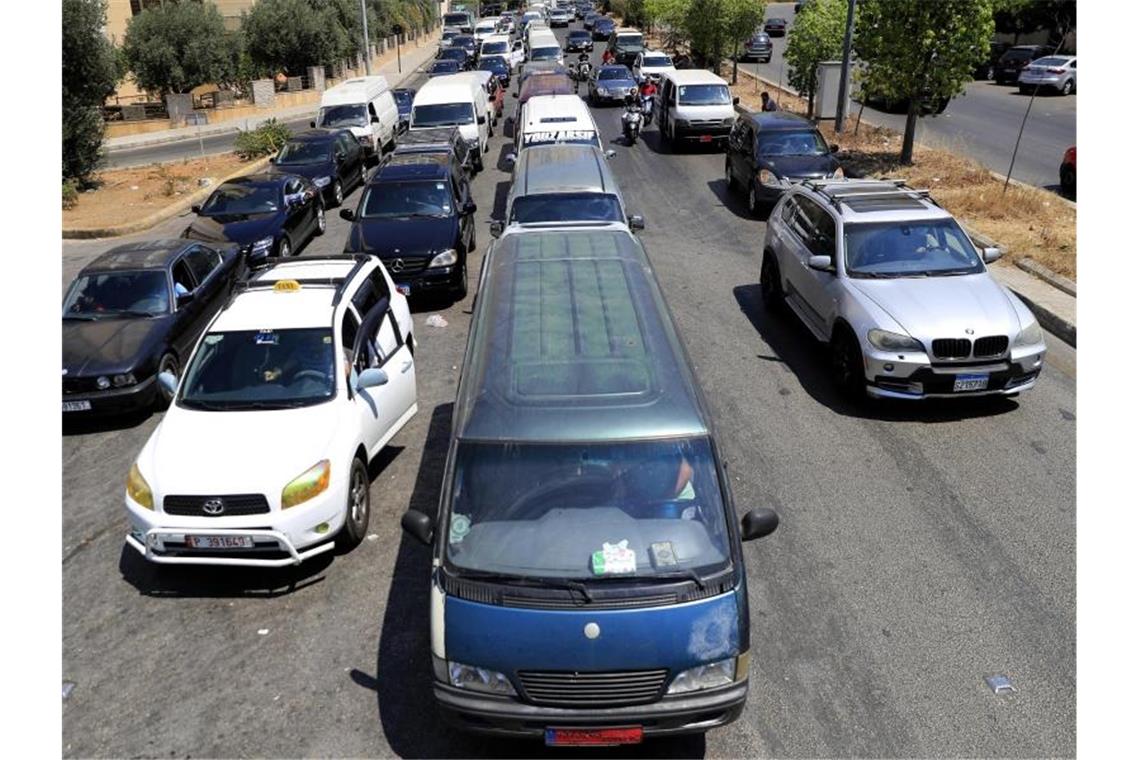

[620,450,697,519]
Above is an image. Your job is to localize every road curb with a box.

[62,155,272,240]
[1015,256,1076,297]
[1006,282,1077,347]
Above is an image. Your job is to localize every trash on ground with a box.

[63,681,76,700]
[258,628,269,636]
[985,675,1016,695]
[425,314,448,328]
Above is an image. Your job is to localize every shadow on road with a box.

[705,179,771,221]
[733,283,1020,422]
[491,178,511,221]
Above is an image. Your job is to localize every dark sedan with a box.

[428,59,464,78]
[340,153,477,302]
[436,48,470,70]
[184,174,325,262]
[764,17,788,36]
[565,30,594,53]
[451,35,478,61]
[583,12,600,30]
[269,129,366,208]
[393,87,415,131]
[592,17,615,41]
[478,56,512,88]
[62,240,243,415]
[589,65,637,106]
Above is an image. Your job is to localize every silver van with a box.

[493,144,642,238]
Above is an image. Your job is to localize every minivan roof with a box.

[454,229,711,443]
[663,69,728,86]
[320,76,390,105]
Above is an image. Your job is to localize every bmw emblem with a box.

[584,622,601,640]
[202,498,225,516]
[965,328,975,335]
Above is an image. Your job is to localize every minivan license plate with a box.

[187,535,254,549]
[545,727,643,746]
[953,373,989,392]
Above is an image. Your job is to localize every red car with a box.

[1060,146,1076,196]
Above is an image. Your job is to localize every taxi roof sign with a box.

[273,280,302,292]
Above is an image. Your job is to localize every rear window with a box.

[1034,57,1069,66]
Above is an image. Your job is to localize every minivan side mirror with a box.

[490,220,504,238]
[733,96,740,106]
[982,246,1002,263]
[310,120,316,128]
[740,508,779,541]
[402,510,435,545]
[477,115,487,125]
[340,208,356,222]
[463,200,478,215]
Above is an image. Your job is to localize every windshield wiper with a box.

[454,569,595,603]
[649,568,708,589]
[178,399,230,411]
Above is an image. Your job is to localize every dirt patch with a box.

[63,154,254,231]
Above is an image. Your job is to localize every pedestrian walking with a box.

[761,91,779,112]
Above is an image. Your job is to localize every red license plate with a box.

[545,727,643,746]
[700,135,713,143]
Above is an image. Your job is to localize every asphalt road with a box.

[737,3,1076,193]
[62,20,1076,758]
[103,115,316,169]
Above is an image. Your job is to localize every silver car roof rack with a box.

[801,178,938,212]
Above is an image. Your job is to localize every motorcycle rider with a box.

[638,76,657,121]
[622,93,643,144]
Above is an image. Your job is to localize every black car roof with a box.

[746,111,815,130]
[289,129,342,143]
[375,153,451,181]
[83,240,196,272]
[222,173,287,187]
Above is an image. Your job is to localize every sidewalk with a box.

[105,31,442,153]
[990,263,1077,347]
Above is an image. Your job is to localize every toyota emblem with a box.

[390,258,405,273]
[202,498,225,516]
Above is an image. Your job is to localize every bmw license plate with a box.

[544,727,643,746]
[186,535,255,549]
[396,283,411,296]
[62,400,92,412]
[952,373,989,392]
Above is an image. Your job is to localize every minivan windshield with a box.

[413,102,475,127]
[678,84,731,105]
[844,219,985,278]
[317,104,367,129]
[510,192,623,224]
[757,129,829,156]
[615,33,644,50]
[445,438,731,581]
[178,328,336,411]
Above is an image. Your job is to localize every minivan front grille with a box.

[163,494,270,516]
[516,668,669,707]
[973,335,1009,358]
[931,338,971,359]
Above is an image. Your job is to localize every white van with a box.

[473,17,499,45]
[314,76,400,158]
[409,74,491,171]
[480,33,524,68]
[467,70,500,131]
[527,29,563,64]
[513,94,603,157]
[657,69,739,149]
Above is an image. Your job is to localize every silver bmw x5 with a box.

[760,179,1047,400]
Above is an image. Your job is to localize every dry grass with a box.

[712,62,1077,281]
[63,154,253,231]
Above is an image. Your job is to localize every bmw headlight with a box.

[868,328,924,352]
[312,176,332,188]
[281,460,331,509]
[1013,319,1043,347]
[448,661,517,695]
[666,657,737,694]
[127,463,154,510]
[112,373,137,388]
[429,249,458,268]
[250,236,275,258]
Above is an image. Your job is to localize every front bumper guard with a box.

[126,526,336,567]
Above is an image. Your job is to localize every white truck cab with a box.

[314,76,399,158]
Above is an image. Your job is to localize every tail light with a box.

[1047,67,1065,74]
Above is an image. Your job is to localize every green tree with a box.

[684,0,765,72]
[856,0,994,163]
[122,1,236,94]
[243,0,348,76]
[784,0,846,114]
[62,0,123,183]
[645,0,693,49]
[725,0,766,83]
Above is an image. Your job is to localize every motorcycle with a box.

[640,94,655,124]
[572,60,593,89]
[622,101,644,145]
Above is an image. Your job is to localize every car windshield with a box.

[430,61,461,74]
[616,34,644,49]
[413,102,475,127]
[201,183,279,215]
[570,31,589,39]
[531,47,560,61]
[317,104,367,128]
[757,129,829,156]
[510,192,622,224]
[599,67,631,81]
[360,180,452,218]
[445,438,732,581]
[275,140,330,165]
[440,48,467,61]
[63,270,170,318]
[444,13,468,25]
[844,219,986,278]
[678,84,731,105]
[642,55,672,67]
[178,328,336,411]
[482,41,509,54]
[454,36,476,49]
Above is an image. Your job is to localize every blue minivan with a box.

[400,226,779,746]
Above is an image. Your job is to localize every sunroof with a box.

[843,196,929,212]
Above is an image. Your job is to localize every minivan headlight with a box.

[868,328,924,352]
[1013,319,1043,347]
[281,460,331,509]
[127,463,154,510]
[667,658,736,694]
[429,249,458,268]
[448,661,517,695]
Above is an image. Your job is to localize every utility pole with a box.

[359,0,372,75]
[835,0,857,132]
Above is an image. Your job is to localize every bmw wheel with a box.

[336,456,371,550]
[748,184,760,217]
[358,162,367,189]
[830,328,867,402]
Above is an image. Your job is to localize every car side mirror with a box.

[310,120,316,128]
[982,246,1002,263]
[490,220,504,238]
[157,371,179,397]
[808,255,834,272]
[463,200,478,215]
[401,510,435,545]
[191,204,202,214]
[356,367,389,390]
[733,96,740,105]
[740,508,779,541]
[627,214,645,231]
[176,291,195,308]
[605,149,616,159]
[371,115,380,124]
[335,152,345,163]
[340,208,355,221]
[830,143,840,153]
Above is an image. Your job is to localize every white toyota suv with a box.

[760,179,1047,401]
[124,255,417,566]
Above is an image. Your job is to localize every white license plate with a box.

[62,400,92,412]
[396,283,411,296]
[186,535,255,549]
[953,374,989,392]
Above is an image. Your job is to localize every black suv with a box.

[995,45,1051,85]
[391,126,476,177]
[723,111,843,216]
[340,153,477,301]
